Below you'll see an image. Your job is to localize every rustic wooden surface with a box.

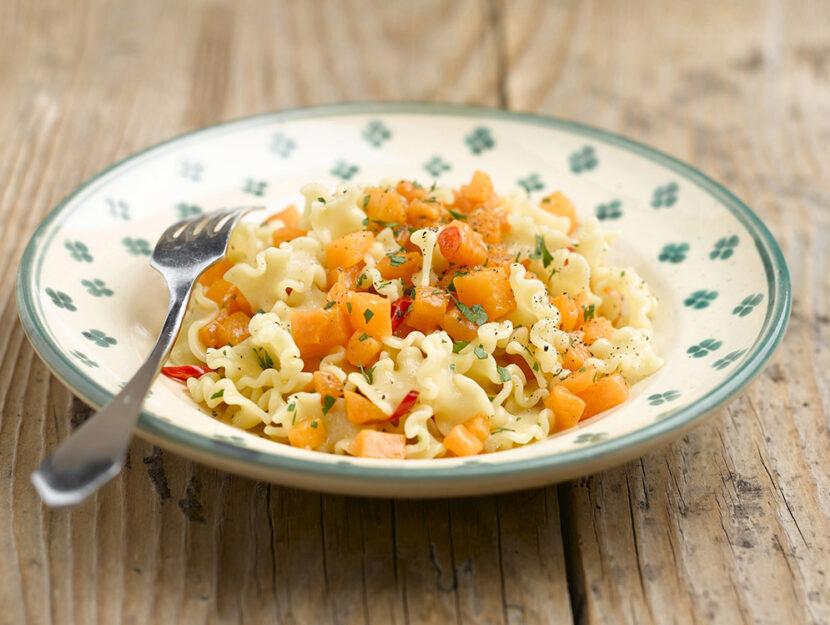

[1,0,828,623]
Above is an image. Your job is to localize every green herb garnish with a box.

[451,295,488,326]
[529,234,554,267]
[358,362,375,385]
[448,209,467,220]
[452,340,470,353]
[210,389,224,400]
[322,395,335,415]
[362,195,370,209]
[583,304,596,322]
[497,366,511,383]
[474,345,488,359]
[323,301,336,310]
[253,347,274,369]
[363,309,375,323]
[358,333,369,342]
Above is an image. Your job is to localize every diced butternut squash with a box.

[272,225,307,246]
[544,385,586,432]
[365,188,407,227]
[485,243,515,268]
[288,418,327,450]
[562,340,591,371]
[377,251,422,282]
[349,292,392,337]
[327,264,362,291]
[406,198,443,227]
[289,306,352,360]
[463,415,490,443]
[437,220,488,266]
[443,424,483,456]
[453,170,498,212]
[205,279,252,316]
[453,268,516,320]
[353,430,406,459]
[266,204,300,228]
[583,317,615,345]
[439,307,479,342]
[223,311,251,346]
[541,191,578,234]
[559,364,598,394]
[198,258,233,287]
[467,208,502,244]
[345,331,383,367]
[395,180,427,201]
[551,294,580,332]
[344,391,389,425]
[326,231,375,269]
[312,370,343,398]
[408,287,449,333]
[577,374,629,419]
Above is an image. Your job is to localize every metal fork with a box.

[31,207,257,507]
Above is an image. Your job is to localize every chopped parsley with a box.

[387,249,407,266]
[497,366,511,383]
[346,302,352,313]
[473,345,488,359]
[451,295,488,326]
[448,209,467,220]
[321,395,336,415]
[210,389,224,400]
[358,362,376,384]
[369,218,399,229]
[529,234,554,267]
[362,194,371,209]
[363,309,375,323]
[287,402,296,412]
[446,270,468,293]
[253,347,274,369]
[323,301,336,310]
[583,304,596,322]
[452,340,470,353]
[492,427,515,433]
[255,308,266,315]
[358,333,369,341]
[317,196,326,203]
[310,420,319,428]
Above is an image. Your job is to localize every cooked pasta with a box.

[163,172,662,459]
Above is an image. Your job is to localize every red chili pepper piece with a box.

[389,390,419,425]
[161,365,213,382]
[390,297,412,333]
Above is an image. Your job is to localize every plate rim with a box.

[15,101,791,486]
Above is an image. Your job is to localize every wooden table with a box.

[2,1,828,623]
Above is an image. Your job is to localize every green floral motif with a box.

[684,289,718,309]
[658,242,689,263]
[573,432,608,444]
[107,198,130,220]
[651,182,679,208]
[331,160,359,180]
[269,132,296,157]
[732,293,764,317]
[465,127,495,155]
[568,146,598,173]
[65,240,93,262]
[71,350,98,368]
[517,173,544,194]
[423,156,451,177]
[687,338,722,358]
[595,200,622,220]
[180,160,203,181]
[710,235,739,260]
[362,120,391,147]
[45,288,76,311]
[123,237,151,256]
[713,349,746,370]
[176,202,203,219]
[648,390,681,406]
[243,178,267,196]
[83,329,117,347]
[81,279,113,297]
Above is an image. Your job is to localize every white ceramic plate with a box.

[16,103,790,497]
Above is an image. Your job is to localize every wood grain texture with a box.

[0,0,826,623]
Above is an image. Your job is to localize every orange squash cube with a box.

[463,415,490,443]
[439,307,479,342]
[562,340,591,372]
[349,292,392,338]
[408,287,449,333]
[437,220,487,267]
[544,385,586,433]
[365,188,407,227]
[198,258,233,287]
[541,191,578,234]
[272,225,307,246]
[205,279,253,316]
[443,424,483,456]
[344,391,389,425]
[289,306,352,360]
[325,231,375,269]
[344,331,383,368]
[577,374,629,419]
[353,430,406,459]
[288,418,327,450]
[312,370,343,398]
[559,364,598,394]
[551,294,580,332]
[377,251,422,282]
[453,268,516,321]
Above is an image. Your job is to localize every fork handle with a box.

[31,281,193,507]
